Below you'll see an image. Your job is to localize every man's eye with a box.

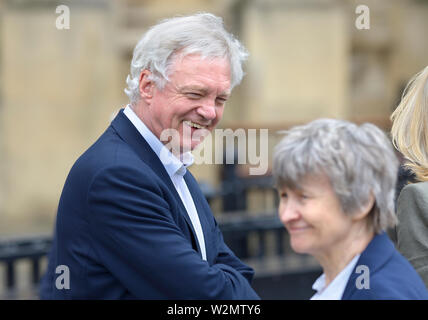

[216,98,227,105]
[186,93,202,99]
[280,192,287,198]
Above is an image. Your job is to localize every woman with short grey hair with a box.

[273,118,428,299]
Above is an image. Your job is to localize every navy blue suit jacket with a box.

[342,233,428,300]
[40,110,259,299]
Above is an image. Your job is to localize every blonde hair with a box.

[391,66,428,182]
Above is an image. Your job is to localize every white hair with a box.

[124,13,248,104]
[273,118,399,233]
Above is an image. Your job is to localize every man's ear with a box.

[138,70,154,102]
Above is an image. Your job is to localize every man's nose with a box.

[197,103,216,121]
[279,200,300,225]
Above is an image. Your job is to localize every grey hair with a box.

[273,118,399,234]
[124,13,249,105]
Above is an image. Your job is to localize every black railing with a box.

[0,174,321,299]
[217,211,285,259]
[219,175,278,212]
[0,214,321,299]
[0,235,51,295]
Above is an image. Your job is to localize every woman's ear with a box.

[138,70,154,101]
[352,193,375,221]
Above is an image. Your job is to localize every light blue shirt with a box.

[311,254,360,300]
[123,105,207,261]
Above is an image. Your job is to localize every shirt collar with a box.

[311,254,361,300]
[123,105,193,177]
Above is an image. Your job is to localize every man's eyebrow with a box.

[218,91,231,98]
[179,85,207,93]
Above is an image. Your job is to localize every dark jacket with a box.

[39,109,259,299]
[342,233,428,299]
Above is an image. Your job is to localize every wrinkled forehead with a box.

[168,53,232,92]
[169,51,230,73]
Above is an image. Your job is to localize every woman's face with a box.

[278,173,357,257]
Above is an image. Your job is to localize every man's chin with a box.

[167,137,205,155]
[169,143,196,156]
[181,143,200,154]
[184,137,206,151]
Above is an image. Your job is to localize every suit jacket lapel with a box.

[342,233,394,299]
[184,172,210,224]
[184,171,212,260]
[110,109,201,252]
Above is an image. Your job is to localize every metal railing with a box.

[0,214,321,299]
[0,175,321,299]
[0,236,51,290]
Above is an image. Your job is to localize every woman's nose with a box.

[279,200,300,225]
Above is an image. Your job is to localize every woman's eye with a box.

[280,192,287,198]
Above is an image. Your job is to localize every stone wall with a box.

[0,0,427,234]
[0,0,123,234]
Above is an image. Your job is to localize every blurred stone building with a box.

[0,0,427,234]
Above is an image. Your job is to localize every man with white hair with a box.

[40,13,259,299]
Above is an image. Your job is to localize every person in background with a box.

[39,13,259,299]
[273,118,428,299]
[390,65,428,287]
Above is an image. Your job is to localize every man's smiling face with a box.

[140,54,231,153]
